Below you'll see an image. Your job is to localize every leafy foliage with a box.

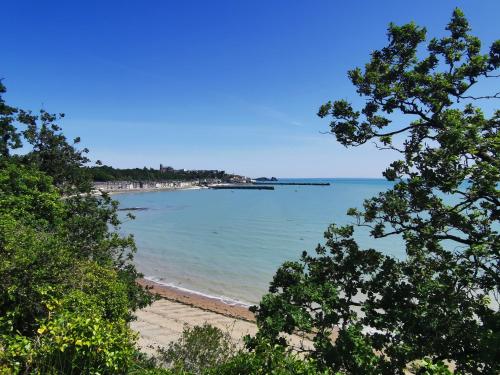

[31,292,136,373]
[252,9,499,375]
[0,80,20,157]
[0,83,154,373]
[156,323,237,374]
[209,339,330,375]
[150,324,329,375]
[19,110,92,193]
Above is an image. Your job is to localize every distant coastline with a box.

[93,181,265,195]
[95,180,204,195]
[94,178,334,194]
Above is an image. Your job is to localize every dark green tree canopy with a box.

[252,9,499,375]
[0,80,20,157]
[0,81,154,372]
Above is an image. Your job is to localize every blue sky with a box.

[2,1,499,177]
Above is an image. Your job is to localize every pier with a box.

[210,185,274,190]
[253,182,330,186]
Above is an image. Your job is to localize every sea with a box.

[115,179,405,306]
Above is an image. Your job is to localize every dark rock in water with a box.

[118,207,149,211]
[211,185,274,190]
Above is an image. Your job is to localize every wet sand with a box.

[132,279,312,355]
[137,278,255,322]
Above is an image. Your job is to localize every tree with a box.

[0,82,154,373]
[18,109,93,193]
[0,80,20,157]
[156,323,237,374]
[209,339,330,375]
[251,9,499,374]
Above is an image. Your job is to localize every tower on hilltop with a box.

[160,164,174,173]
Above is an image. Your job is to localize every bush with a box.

[209,339,329,375]
[1,292,138,374]
[34,296,137,373]
[156,323,236,374]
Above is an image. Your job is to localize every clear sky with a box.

[2,1,499,177]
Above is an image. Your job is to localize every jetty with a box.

[210,185,274,190]
[253,182,330,186]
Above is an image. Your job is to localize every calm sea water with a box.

[115,179,403,305]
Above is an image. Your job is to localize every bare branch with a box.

[459,92,500,100]
[373,124,418,138]
[372,141,404,153]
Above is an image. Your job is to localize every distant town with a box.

[90,164,253,193]
[90,164,330,193]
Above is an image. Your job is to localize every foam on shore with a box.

[144,276,253,308]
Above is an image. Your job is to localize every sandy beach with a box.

[137,278,255,321]
[132,279,312,355]
[131,299,258,354]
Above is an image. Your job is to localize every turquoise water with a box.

[115,179,403,305]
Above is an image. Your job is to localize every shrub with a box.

[156,323,236,374]
[209,339,330,375]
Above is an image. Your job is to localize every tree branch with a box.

[459,92,500,100]
[373,124,418,138]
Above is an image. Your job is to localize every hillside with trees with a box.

[88,165,228,182]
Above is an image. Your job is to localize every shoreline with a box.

[137,278,256,322]
[96,181,278,196]
[106,186,204,195]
